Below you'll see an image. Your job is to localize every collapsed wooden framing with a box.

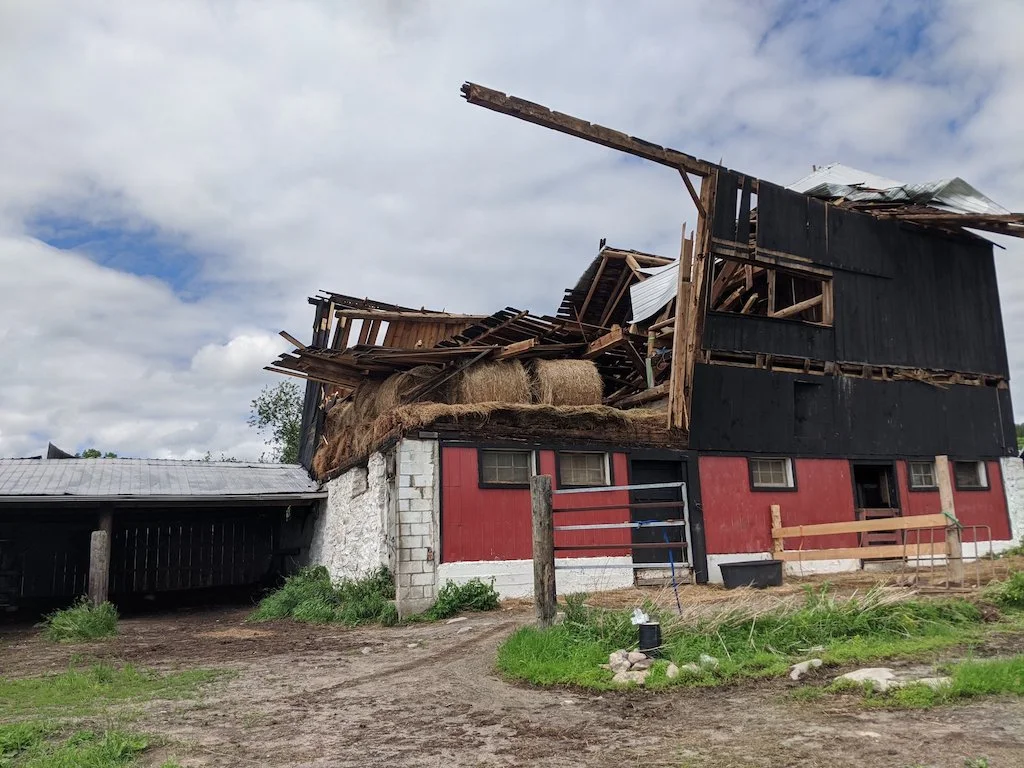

[269,83,1019,437]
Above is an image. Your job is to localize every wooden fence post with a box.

[770,504,783,559]
[935,455,964,585]
[88,530,110,606]
[531,474,556,628]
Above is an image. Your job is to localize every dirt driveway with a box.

[3,605,1024,768]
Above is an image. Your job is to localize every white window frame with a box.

[557,451,611,488]
[478,449,535,487]
[953,460,989,490]
[908,460,937,490]
[749,457,796,490]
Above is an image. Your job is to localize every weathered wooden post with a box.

[770,504,784,559]
[88,530,110,606]
[935,455,964,586]
[530,474,556,628]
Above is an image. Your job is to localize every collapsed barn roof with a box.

[269,83,1023,473]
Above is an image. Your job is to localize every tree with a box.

[77,448,118,458]
[249,381,302,464]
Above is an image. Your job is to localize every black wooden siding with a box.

[706,180,1010,377]
[689,363,1016,458]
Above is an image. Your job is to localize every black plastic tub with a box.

[719,560,783,589]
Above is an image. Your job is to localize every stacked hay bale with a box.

[530,359,603,406]
[451,360,532,404]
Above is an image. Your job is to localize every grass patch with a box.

[0,664,223,720]
[249,566,398,626]
[0,724,150,768]
[497,587,991,690]
[859,655,1024,709]
[983,570,1024,609]
[43,600,118,644]
[412,579,500,622]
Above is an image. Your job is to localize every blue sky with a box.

[0,0,1020,460]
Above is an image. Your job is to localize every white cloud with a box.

[0,0,1021,460]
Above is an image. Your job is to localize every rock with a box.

[456,626,471,634]
[612,669,650,686]
[914,676,952,689]
[854,731,882,739]
[630,657,655,671]
[360,646,372,655]
[446,617,467,624]
[598,663,611,670]
[406,643,420,649]
[799,645,826,653]
[789,659,823,680]
[835,667,897,692]
[680,663,702,674]
[698,654,719,669]
[609,650,631,673]
[627,651,648,665]
[666,663,680,679]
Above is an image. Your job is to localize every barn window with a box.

[558,452,610,488]
[749,458,795,490]
[709,258,833,326]
[953,461,988,490]
[908,461,937,490]
[479,450,533,486]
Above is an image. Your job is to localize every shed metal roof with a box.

[0,458,324,502]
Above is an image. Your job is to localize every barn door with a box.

[628,459,689,585]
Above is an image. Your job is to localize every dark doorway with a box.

[628,459,687,580]
[851,463,899,509]
[851,462,901,548]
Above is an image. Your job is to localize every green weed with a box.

[497,587,988,689]
[0,664,222,719]
[862,655,1024,709]
[418,579,499,621]
[249,566,398,626]
[43,600,118,644]
[983,570,1024,609]
[0,727,149,768]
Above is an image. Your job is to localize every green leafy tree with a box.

[249,381,302,464]
[77,448,117,458]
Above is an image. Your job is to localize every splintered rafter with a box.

[461,82,712,178]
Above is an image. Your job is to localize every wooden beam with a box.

[612,382,668,408]
[773,513,948,539]
[335,309,486,321]
[599,269,634,328]
[777,542,948,562]
[679,170,705,217]
[279,331,307,349]
[624,253,647,280]
[740,292,759,314]
[88,530,110,606]
[577,255,608,322]
[667,231,694,430]
[935,455,964,585]
[495,338,537,360]
[462,82,713,177]
[583,326,625,358]
[769,293,823,320]
[717,284,746,312]
[771,505,784,559]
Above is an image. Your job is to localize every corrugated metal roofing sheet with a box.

[629,262,679,324]
[787,163,1009,216]
[0,458,322,499]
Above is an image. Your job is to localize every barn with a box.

[0,457,324,612]
[268,84,1024,616]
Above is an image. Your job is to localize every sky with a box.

[1,0,1022,460]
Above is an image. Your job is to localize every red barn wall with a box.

[699,456,858,555]
[897,460,1011,543]
[440,447,631,563]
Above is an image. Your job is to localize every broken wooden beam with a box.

[769,294,823,320]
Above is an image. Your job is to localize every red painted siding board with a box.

[897,460,1010,543]
[699,456,858,555]
[441,447,631,562]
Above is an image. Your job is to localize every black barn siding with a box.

[689,364,1016,458]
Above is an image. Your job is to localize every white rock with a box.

[609,650,632,673]
[799,645,826,653]
[446,617,467,624]
[789,659,823,680]
[612,669,650,686]
[456,626,471,634]
[627,651,648,665]
[835,667,897,692]
[406,643,420,649]
[698,654,719,668]
[680,663,702,674]
[631,657,655,671]
[854,731,882,739]
[666,663,680,679]
[360,646,372,655]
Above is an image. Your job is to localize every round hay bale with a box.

[453,360,531,404]
[375,365,442,413]
[351,378,384,422]
[531,359,603,406]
